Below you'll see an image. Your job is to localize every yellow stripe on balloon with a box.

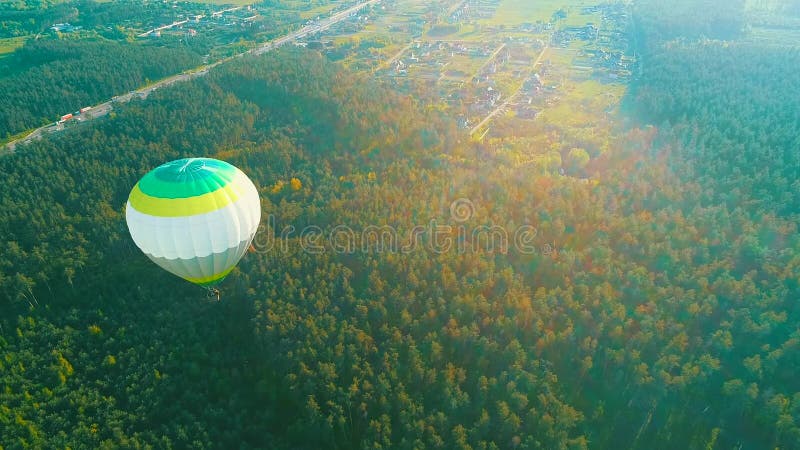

[128,174,248,217]
[184,266,236,285]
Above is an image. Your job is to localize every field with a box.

[487,0,596,25]
[0,36,27,58]
[538,79,624,126]
[278,0,346,19]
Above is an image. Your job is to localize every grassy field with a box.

[0,36,27,58]
[571,79,626,99]
[447,54,486,77]
[561,8,600,27]
[544,47,577,66]
[487,0,597,26]
[441,24,497,42]
[297,2,342,19]
[539,79,625,127]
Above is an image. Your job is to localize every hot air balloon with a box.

[125,158,261,298]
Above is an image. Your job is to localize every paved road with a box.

[3,0,380,153]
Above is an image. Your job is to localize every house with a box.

[51,23,81,33]
[485,87,502,106]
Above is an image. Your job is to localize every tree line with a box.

[0,39,203,139]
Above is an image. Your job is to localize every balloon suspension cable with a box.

[206,287,221,301]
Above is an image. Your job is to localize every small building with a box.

[51,23,82,33]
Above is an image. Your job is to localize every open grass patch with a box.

[427,24,460,37]
[539,79,624,127]
[0,36,27,57]
[545,47,576,66]
[486,0,593,26]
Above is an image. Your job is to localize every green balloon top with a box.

[137,158,238,199]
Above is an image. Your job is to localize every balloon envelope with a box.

[126,158,261,287]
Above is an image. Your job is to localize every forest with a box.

[2,1,800,449]
[0,39,204,139]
